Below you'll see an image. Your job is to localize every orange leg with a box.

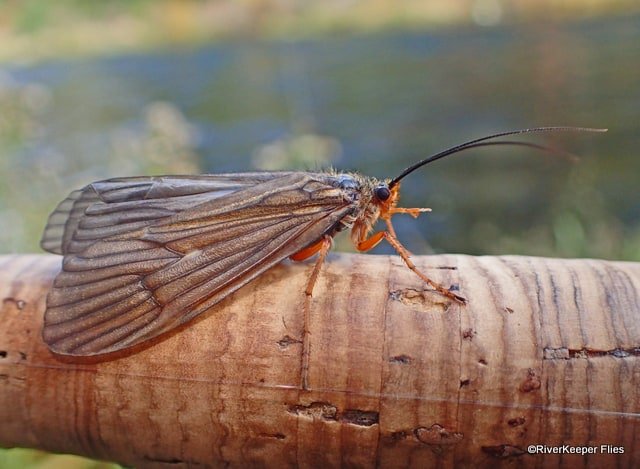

[290,238,325,261]
[295,235,332,391]
[382,207,431,253]
[356,231,386,252]
[291,235,333,296]
[389,207,432,218]
[290,237,335,389]
[357,224,466,304]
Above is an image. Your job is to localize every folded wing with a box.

[42,172,352,356]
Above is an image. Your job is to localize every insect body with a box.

[41,127,605,356]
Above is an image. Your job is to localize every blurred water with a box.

[1,14,638,259]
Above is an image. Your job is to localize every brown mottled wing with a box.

[42,172,353,356]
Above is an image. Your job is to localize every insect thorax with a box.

[326,171,383,244]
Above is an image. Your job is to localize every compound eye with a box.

[375,185,391,201]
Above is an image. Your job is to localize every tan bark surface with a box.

[0,253,639,468]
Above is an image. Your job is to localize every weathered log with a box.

[0,253,639,468]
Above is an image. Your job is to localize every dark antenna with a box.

[389,126,607,188]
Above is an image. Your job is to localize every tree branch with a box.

[0,253,639,467]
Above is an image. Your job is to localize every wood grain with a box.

[0,253,638,468]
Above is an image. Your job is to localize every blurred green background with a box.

[0,0,638,466]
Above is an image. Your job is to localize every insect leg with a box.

[290,238,326,261]
[299,235,332,390]
[389,207,432,218]
[303,235,332,296]
[385,208,431,252]
[355,231,386,252]
[357,226,466,304]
